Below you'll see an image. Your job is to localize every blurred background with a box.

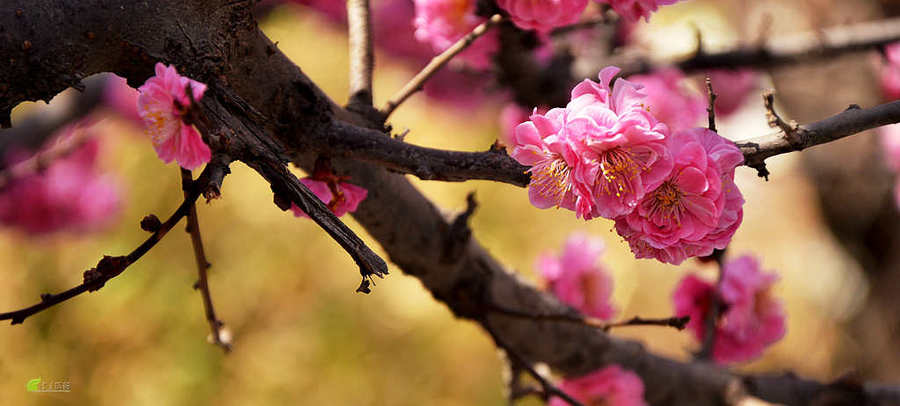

[2,0,899,404]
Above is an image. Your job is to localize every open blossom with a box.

[510,66,672,219]
[615,128,744,265]
[413,0,497,68]
[673,255,786,363]
[137,62,211,170]
[290,178,368,218]
[495,0,589,32]
[706,69,758,117]
[549,365,647,406]
[0,126,120,235]
[880,42,900,100]
[539,233,616,320]
[596,0,682,22]
[628,68,706,132]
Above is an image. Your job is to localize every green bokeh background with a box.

[0,1,875,404]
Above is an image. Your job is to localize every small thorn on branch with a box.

[763,89,801,145]
[443,192,478,263]
[141,214,162,232]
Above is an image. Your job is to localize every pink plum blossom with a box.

[413,0,498,69]
[567,66,673,219]
[628,68,706,132]
[290,178,368,218]
[706,70,758,117]
[549,365,647,406]
[595,0,682,22]
[880,42,900,100]
[673,255,786,363]
[499,103,548,147]
[495,0,589,33]
[615,127,744,265]
[0,126,120,235]
[539,233,616,320]
[511,66,674,219]
[137,63,211,170]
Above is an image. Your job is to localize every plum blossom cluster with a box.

[137,63,212,170]
[0,125,120,235]
[549,365,647,406]
[412,0,497,68]
[539,233,616,320]
[510,66,745,264]
[673,255,786,363]
[289,161,368,219]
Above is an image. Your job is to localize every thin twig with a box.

[180,168,230,353]
[763,89,799,136]
[706,75,717,133]
[550,6,616,36]
[0,165,217,324]
[381,14,504,119]
[346,0,374,108]
[488,303,689,332]
[483,319,585,406]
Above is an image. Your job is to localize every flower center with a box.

[597,147,644,198]
[648,180,685,225]
[530,155,572,207]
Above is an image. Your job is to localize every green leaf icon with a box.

[26,378,41,392]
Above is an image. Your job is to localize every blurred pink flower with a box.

[137,62,211,170]
[615,128,744,265]
[0,126,120,235]
[880,42,900,100]
[568,66,673,219]
[549,365,647,406]
[495,0,589,33]
[707,69,758,117]
[290,178,368,218]
[673,255,786,363]
[628,68,705,132]
[539,233,616,320]
[102,74,143,126]
[374,0,436,62]
[595,0,682,22]
[413,0,498,68]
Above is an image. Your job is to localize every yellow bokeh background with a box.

[0,1,878,404]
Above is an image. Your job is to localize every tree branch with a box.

[180,167,231,353]
[0,163,220,324]
[381,14,504,119]
[346,0,374,110]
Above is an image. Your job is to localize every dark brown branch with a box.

[619,16,900,76]
[346,0,374,109]
[0,164,218,324]
[489,303,689,332]
[180,168,230,353]
[737,99,900,178]
[696,249,726,361]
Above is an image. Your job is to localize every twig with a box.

[381,14,504,119]
[180,168,230,353]
[483,319,585,406]
[0,165,218,324]
[696,249,726,361]
[489,303,689,332]
[249,158,388,293]
[618,16,900,76]
[346,0,374,109]
[763,90,799,137]
[550,7,616,36]
[706,75,717,133]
